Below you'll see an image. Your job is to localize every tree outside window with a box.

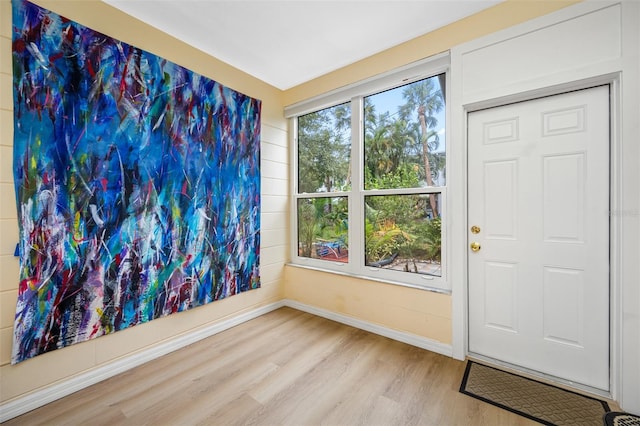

[294,73,446,283]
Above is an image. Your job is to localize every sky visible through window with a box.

[366,78,445,154]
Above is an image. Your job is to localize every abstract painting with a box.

[11,0,261,363]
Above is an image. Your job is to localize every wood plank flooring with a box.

[4,307,537,426]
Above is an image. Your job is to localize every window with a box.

[296,103,351,263]
[289,55,448,291]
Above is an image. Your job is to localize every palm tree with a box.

[399,78,444,216]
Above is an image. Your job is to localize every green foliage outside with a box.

[298,103,351,194]
[364,194,441,268]
[297,76,445,274]
[297,197,348,259]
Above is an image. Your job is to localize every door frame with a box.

[458,75,622,400]
[448,0,640,410]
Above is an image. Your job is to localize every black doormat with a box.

[603,411,640,426]
[459,361,610,425]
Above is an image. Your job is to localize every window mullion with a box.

[362,187,445,197]
[290,119,299,263]
[350,96,364,274]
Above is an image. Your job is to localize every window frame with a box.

[287,52,451,292]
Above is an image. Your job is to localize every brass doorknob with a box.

[470,242,481,252]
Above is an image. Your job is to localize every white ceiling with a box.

[103,0,502,90]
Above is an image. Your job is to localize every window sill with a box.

[285,262,452,295]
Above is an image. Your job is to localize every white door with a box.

[468,86,610,391]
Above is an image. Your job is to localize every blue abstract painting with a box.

[11,0,261,363]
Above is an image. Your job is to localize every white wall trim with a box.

[0,301,286,423]
[284,299,454,358]
[0,298,453,422]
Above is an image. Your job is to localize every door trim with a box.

[460,75,621,401]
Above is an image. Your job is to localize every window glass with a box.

[292,62,448,290]
[364,75,445,193]
[297,197,349,262]
[364,193,441,277]
[298,103,351,193]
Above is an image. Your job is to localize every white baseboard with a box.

[1,299,452,422]
[283,299,453,358]
[0,301,286,423]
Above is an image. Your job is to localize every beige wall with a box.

[282,0,579,350]
[0,0,288,404]
[285,267,451,344]
[0,0,582,409]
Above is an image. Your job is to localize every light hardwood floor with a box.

[5,307,538,426]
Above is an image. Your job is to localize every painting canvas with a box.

[11,0,261,363]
